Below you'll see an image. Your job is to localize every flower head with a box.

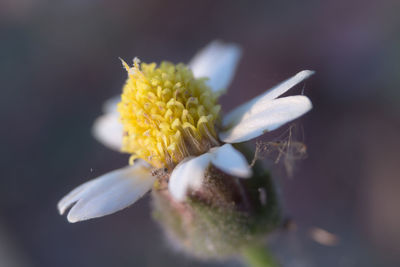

[58,40,313,223]
[118,58,220,168]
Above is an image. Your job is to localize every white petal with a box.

[223,70,314,128]
[189,40,242,94]
[219,95,312,143]
[92,113,123,151]
[210,144,252,178]
[58,161,155,223]
[168,154,211,201]
[102,95,120,114]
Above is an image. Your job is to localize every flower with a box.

[58,40,313,223]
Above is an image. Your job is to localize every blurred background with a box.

[1,0,400,266]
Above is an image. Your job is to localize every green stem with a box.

[241,244,279,267]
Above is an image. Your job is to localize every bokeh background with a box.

[1,0,400,266]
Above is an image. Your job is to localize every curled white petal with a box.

[219,95,312,143]
[223,70,315,128]
[189,40,242,94]
[210,144,252,178]
[168,154,212,201]
[92,113,123,151]
[58,161,155,223]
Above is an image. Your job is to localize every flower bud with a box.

[151,159,281,260]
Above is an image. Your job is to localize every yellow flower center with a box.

[118,58,221,168]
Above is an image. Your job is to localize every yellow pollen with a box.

[118,58,221,168]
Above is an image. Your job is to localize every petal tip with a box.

[57,203,65,215]
[298,70,315,79]
[190,40,242,93]
[211,39,242,52]
[66,213,80,223]
[168,178,186,202]
[243,168,253,178]
[233,167,253,178]
[306,96,313,108]
[168,154,211,202]
[92,113,123,151]
[299,95,313,111]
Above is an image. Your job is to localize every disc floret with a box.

[118,58,221,168]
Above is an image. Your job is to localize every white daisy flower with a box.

[58,40,314,223]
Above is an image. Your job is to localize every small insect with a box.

[251,124,307,177]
